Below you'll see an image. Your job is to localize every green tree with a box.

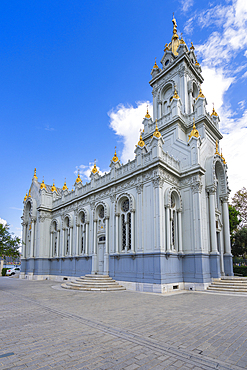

[229,205,241,241]
[231,187,247,226]
[231,227,247,257]
[0,223,20,260]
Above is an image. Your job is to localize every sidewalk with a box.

[0,277,246,369]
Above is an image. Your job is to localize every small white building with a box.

[21,17,233,292]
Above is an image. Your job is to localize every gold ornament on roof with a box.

[40,178,46,190]
[51,181,57,192]
[153,119,161,138]
[62,179,68,191]
[28,188,31,198]
[92,161,99,174]
[24,192,27,201]
[172,14,178,40]
[145,105,151,119]
[195,56,200,66]
[188,119,199,141]
[75,171,82,183]
[112,147,119,162]
[33,168,38,180]
[215,140,220,155]
[173,85,180,99]
[180,33,185,44]
[164,43,169,51]
[197,87,205,100]
[153,57,159,69]
[220,149,226,164]
[190,42,195,50]
[211,104,218,117]
[137,130,145,147]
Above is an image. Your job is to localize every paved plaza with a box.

[0,278,247,370]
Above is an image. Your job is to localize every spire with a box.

[215,140,220,155]
[112,147,119,162]
[75,170,82,184]
[145,105,151,119]
[137,129,145,147]
[196,87,205,100]
[195,56,200,66]
[153,119,161,138]
[40,177,46,190]
[188,118,199,141]
[172,14,178,40]
[190,42,195,50]
[211,104,218,117]
[173,85,180,100]
[92,160,99,174]
[62,179,68,191]
[33,168,38,180]
[153,57,159,69]
[51,181,57,192]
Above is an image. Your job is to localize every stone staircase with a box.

[61,274,126,291]
[207,277,247,293]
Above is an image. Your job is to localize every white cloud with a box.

[238,100,245,110]
[75,163,106,181]
[0,218,7,226]
[179,0,194,13]
[108,101,153,163]
[9,207,23,211]
[242,70,247,79]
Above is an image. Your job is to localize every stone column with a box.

[30,220,35,258]
[136,185,143,252]
[92,220,97,274]
[116,214,119,253]
[152,90,158,121]
[69,228,72,256]
[207,186,218,253]
[222,197,231,255]
[57,230,60,257]
[104,218,109,274]
[158,100,162,119]
[61,228,65,257]
[76,224,79,255]
[126,219,129,251]
[166,207,170,252]
[178,210,183,253]
[191,180,203,252]
[50,232,53,258]
[85,222,89,255]
[22,223,27,258]
[131,211,135,253]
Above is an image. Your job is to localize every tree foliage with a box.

[229,205,241,241]
[231,227,247,257]
[0,223,21,259]
[231,187,247,226]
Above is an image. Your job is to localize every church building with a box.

[20,17,233,292]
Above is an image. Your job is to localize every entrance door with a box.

[98,243,105,274]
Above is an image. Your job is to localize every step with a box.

[61,283,126,291]
[209,284,247,290]
[61,274,126,292]
[207,277,247,293]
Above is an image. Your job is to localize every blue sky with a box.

[0,0,247,238]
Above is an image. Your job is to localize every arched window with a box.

[165,190,182,253]
[120,199,131,251]
[64,217,70,255]
[51,221,58,257]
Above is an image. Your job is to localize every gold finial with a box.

[112,147,119,162]
[195,55,200,66]
[188,118,199,141]
[92,160,99,174]
[220,149,226,164]
[145,105,151,118]
[211,103,218,117]
[196,87,205,100]
[153,57,159,69]
[51,181,57,193]
[75,170,82,183]
[33,168,38,180]
[29,224,31,231]
[180,33,185,44]
[215,140,220,155]
[137,129,145,147]
[190,42,195,50]
[173,85,180,99]
[172,14,178,39]
[153,119,161,138]
[24,192,27,201]
[62,179,68,191]
[164,43,169,51]
[40,177,47,190]
[28,188,31,198]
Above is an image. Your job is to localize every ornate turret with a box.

[153,120,161,138]
[211,106,218,117]
[62,180,68,191]
[51,181,57,192]
[75,171,82,184]
[112,148,119,163]
[137,130,145,147]
[92,163,99,174]
[40,178,46,190]
[197,87,205,100]
[33,168,38,181]
[145,106,151,119]
[188,119,199,141]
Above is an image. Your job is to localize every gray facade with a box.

[21,18,233,292]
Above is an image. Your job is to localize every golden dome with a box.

[211,107,218,117]
[33,168,38,180]
[173,86,180,100]
[197,87,205,100]
[112,147,119,163]
[51,182,57,192]
[40,179,46,190]
[215,140,220,155]
[188,119,199,141]
[153,57,159,69]
[24,192,27,201]
[153,120,161,138]
[62,180,68,191]
[75,172,82,184]
[137,131,145,147]
[145,106,151,119]
[92,163,99,174]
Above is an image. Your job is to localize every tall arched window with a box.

[51,221,58,256]
[120,199,131,251]
[165,190,182,253]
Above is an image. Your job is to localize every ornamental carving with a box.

[152,176,165,188]
[191,181,203,194]
[136,184,143,194]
